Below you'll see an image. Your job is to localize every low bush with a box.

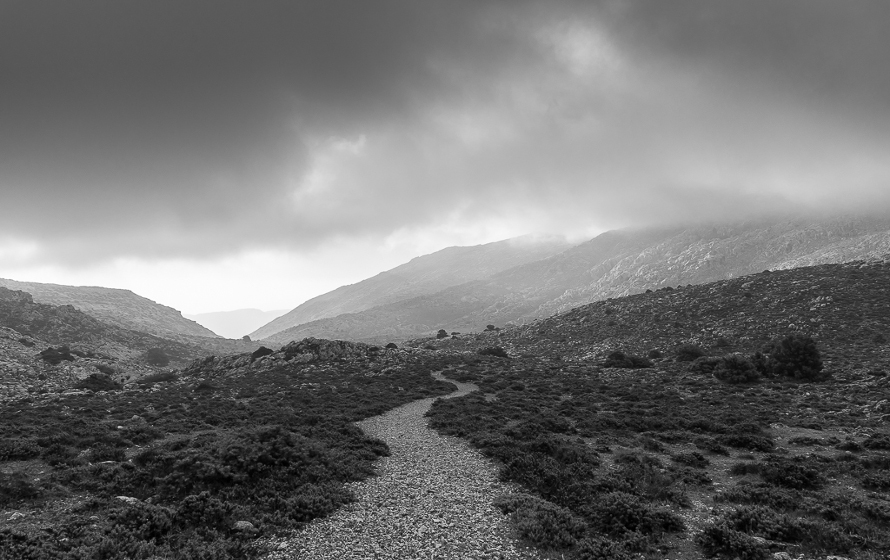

[697,522,769,560]
[478,347,509,358]
[676,344,706,362]
[713,354,761,384]
[73,374,123,392]
[603,351,652,369]
[672,451,709,469]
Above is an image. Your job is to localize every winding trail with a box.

[262,372,540,560]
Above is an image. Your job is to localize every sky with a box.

[1,0,889,314]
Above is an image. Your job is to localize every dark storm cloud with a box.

[1,0,888,264]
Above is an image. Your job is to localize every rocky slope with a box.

[0,287,207,367]
[0,278,218,340]
[418,255,890,372]
[249,235,572,340]
[261,215,890,345]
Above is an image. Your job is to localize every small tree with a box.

[485,324,496,331]
[767,334,825,380]
[436,329,448,339]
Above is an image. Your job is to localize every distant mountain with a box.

[0,278,217,340]
[186,308,289,339]
[249,234,573,340]
[260,215,890,345]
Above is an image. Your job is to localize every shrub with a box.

[39,345,75,365]
[714,337,731,348]
[576,536,632,560]
[95,363,116,375]
[74,374,123,392]
[385,342,398,349]
[603,351,652,369]
[478,347,509,358]
[647,349,662,359]
[689,356,721,374]
[0,472,42,506]
[494,494,586,551]
[676,344,705,362]
[251,346,274,360]
[766,334,825,380]
[145,348,170,367]
[436,329,448,339]
[486,324,496,331]
[672,451,709,469]
[713,354,761,384]
[697,522,769,560]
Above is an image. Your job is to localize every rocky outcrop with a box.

[182,337,405,378]
[0,287,200,364]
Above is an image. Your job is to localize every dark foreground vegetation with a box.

[0,344,454,559]
[428,333,890,559]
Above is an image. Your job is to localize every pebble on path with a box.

[260,373,541,560]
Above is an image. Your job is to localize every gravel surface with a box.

[261,373,541,560]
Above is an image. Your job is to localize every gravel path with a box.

[261,372,541,560]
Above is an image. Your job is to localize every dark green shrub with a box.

[713,354,760,384]
[759,457,824,489]
[145,347,170,367]
[0,472,41,506]
[689,356,721,374]
[863,433,890,451]
[676,344,705,362]
[0,438,41,461]
[576,536,632,560]
[672,451,709,469]
[385,342,398,349]
[494,494,586,551]
[697,522,769,560]
[766,334,825,380]
[74,373,123,392]
[251,346,274,360]
[39,345,75,365]
[478,347,509,358]
[436,329,448,339]
[647,349,662,359]
[603,351,652,369]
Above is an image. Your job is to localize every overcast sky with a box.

[2,0,889,313]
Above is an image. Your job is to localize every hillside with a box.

[0,278,218,340]
[3,260,890,559]
[262,215,890,345]
[249,234,572,340]
[0,287,210,371]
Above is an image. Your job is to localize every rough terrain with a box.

[262,373,541,560]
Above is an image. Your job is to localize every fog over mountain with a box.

[257,215,890,345]
[1,1,888,314]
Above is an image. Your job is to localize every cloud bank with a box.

[1,0,888,266]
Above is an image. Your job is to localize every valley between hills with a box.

[1,217,890,560]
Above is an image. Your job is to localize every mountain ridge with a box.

[249,234,572,339]
[260,215,890,345]
[0,278,218,341]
